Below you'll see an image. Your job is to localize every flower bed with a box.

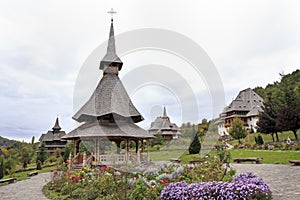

[161,173,272,200]
[44,156,271,199]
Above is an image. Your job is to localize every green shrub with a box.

[255,134,264,145]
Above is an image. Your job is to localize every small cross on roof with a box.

[108,8,117,20]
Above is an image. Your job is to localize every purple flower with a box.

[160,173,272,200]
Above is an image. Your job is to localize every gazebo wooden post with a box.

[125,139,129,161]
[93,138,96,161]
[146,139,150,163]
[96,138,99,163]
[141,139,144,153]
[116,140,121,154]
[74,139,80,156]
[135,140,139,153]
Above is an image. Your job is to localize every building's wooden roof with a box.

[39,118,67,146]
[100,19,123,71]
[224,88,263,112]
[148,107,180,132]
[62,121,153,140]
[215,88,264,124]
[72,73,143,123]
[39,131,67,142]
[65,18,148,140]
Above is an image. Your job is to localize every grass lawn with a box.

[228,131,299,146]
[229,149,300,164]
[151,149,300,165]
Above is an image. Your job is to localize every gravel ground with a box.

[232,164,300,200]
[0,172,51,200]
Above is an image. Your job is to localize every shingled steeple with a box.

[52,117,61,132]
[99,17,123,74]
[72,11,144,123]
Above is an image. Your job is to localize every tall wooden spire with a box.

[100,9,123,73]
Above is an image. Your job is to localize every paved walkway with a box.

[232,164,300,200]
[0,172,51,200]
[0,165,299,199]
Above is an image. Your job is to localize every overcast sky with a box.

[0,0,299,142]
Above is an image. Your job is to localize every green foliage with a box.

[0,136,20,148]
[36,160,42,170]
[4,157,16,176]
[255,134,264,145]
[198,118,209,142]
[215,145,231,164]
[20,147,30,169]
[0,155,4,179]
[131,178,160,200]
[257,70,300,141]
[188,133,201,154]
[184,156,228,183]
[229,118,247,144]
[37,142,47,164]
[31,136,35,145]
[63,142,73,162]
[277,106,300,140]
[151,133,164,147]
[181,122,198,138]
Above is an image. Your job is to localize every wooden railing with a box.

[98,152,147,166]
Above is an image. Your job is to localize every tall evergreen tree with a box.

[189,133,201,154]
[257,95,280,142]
[37,142,46,165]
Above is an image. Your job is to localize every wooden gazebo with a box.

[62,13,153,168]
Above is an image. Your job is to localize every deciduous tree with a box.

[277,106,300,141]
[229,118,247,144]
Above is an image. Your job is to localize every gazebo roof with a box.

[72,73,143,123]
[62,121,153,140]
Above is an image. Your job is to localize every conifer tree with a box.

[189,133,201,154]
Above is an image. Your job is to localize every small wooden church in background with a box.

[148,106,181,140]
[39,117,68,154]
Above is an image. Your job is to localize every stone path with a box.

[232,164,300,200]
[0,172,51,200]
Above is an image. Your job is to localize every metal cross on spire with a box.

[108,8,117,20]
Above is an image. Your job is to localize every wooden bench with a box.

[289,160,300,166]
[27,171,38,177]
[189,160,205,164]
[0,177,17,184]
[170,158,181,163]
[233,157,262,164]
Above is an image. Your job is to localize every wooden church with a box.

[62,11,153,168]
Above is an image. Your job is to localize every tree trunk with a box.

[275,132,279,142]
[293,130,298,141]
[271,133,275,142]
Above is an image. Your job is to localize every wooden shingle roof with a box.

[73,73,143,123]
[62,121,153,139]
[100,19,123,71]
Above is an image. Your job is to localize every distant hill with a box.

[0,136,19,148]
